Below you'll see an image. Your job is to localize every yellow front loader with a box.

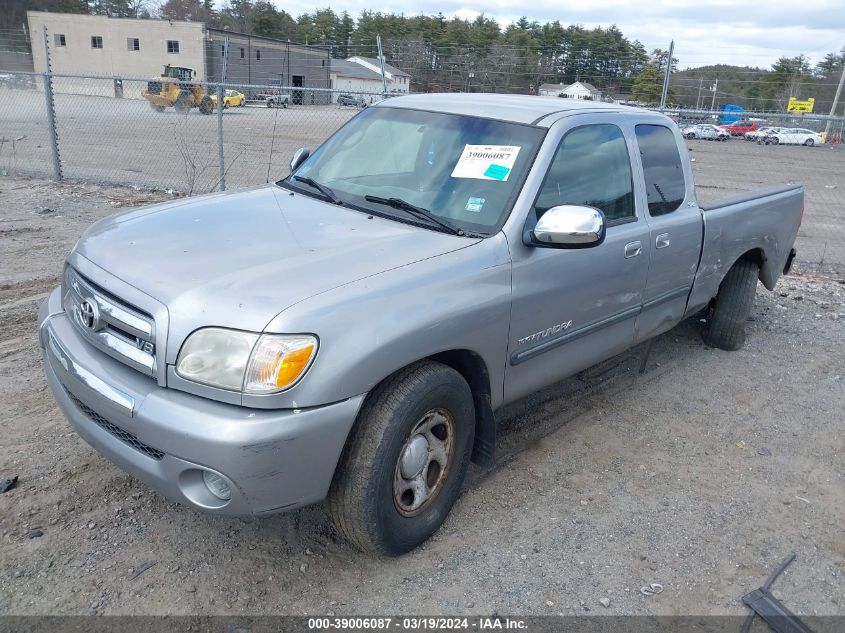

[141,65,214,114]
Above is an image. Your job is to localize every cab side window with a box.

[534,124,634,223]
[635,124,686,216]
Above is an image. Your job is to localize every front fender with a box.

[259,234,513,410]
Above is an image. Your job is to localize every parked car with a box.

[260,93,289,108]
[38,95,802,556]
[337,93,367,108]
[763,128,823,146]
[209,89,246,109]
[745,127,780,141]
[683,124,730,141]
[720,120,761,136]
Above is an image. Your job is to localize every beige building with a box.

[28,12,206,95]
[26,11,332,100]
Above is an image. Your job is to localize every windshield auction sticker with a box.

[451,145,521,181]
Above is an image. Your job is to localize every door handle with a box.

[624,241,642,258]
[656,233,671,249]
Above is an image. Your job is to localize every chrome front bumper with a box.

[38,288,364,516]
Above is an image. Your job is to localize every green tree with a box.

[248,1,295,39]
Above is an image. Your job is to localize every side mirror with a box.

[530,205,606,248]
[290,147,310,172]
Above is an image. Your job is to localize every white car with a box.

[763,128,823,146]
[746,127,782,141]
[683,124,730,141]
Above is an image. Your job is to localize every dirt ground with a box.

[0,177,843,618]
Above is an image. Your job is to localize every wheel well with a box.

[429,350,496,467]
[738,248,765,268]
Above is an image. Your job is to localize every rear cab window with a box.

[634,124,686,216]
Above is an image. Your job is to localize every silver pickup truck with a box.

[38,94,802,555]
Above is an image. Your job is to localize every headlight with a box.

[175,328,317,394]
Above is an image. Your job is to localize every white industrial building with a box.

[538,81,602,100]
[346,56,410,94]
[329,59,385,102]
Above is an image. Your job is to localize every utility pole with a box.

[376,34,388,97]
[696,77,703,109]
[658,39,674,111]
[710,79,718,111]
[823,45,845,140]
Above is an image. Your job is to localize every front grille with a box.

[67,392,165,461]
[63,267,157,377]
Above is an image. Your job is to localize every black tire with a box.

[771,137,779,145]
[198,95,214,115]
[327,361,475,555]
[703,259,760,351]
[804,139,814,146]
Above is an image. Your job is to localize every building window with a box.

[127,37,140,51]
[256,49,260,61]
[55,34,66,47]
[221,44,225,56]
[240,47,244,58]
[167,40,179,54]
[91,36,103,49]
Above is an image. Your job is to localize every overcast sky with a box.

[272,0,845,69]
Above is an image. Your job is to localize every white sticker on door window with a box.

[451,145,521,181]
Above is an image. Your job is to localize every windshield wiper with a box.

[292,175,342,204]
[364,195,465,236]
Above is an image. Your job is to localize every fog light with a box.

[202,470,231,501]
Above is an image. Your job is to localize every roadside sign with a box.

[787,97,815,113]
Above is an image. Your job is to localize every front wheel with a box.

[804,139,814,146]
[703,259,760,351]
[771,137,779,145]
[327,361,475,555]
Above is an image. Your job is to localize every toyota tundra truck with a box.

[38,94,803,555]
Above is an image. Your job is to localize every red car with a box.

[720,120,761,136]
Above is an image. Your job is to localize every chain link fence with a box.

[1,69,844,273]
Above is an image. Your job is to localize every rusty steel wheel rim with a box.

[393,408,455,517]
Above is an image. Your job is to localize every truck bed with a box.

[688,184,803,314]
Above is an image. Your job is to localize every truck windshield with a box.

[282,107,545,234]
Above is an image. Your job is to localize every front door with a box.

[505,118,651,403]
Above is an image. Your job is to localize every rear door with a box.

[632,123,703,341]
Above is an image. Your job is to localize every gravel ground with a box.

[0,177,843,618]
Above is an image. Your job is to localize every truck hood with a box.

[75,185,477,348]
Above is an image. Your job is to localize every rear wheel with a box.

[703,259,760,351]
[771,137,779,145]
[804,139,814,146]
[327,361,475,555]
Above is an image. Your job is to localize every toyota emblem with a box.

[78,300,100,331]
